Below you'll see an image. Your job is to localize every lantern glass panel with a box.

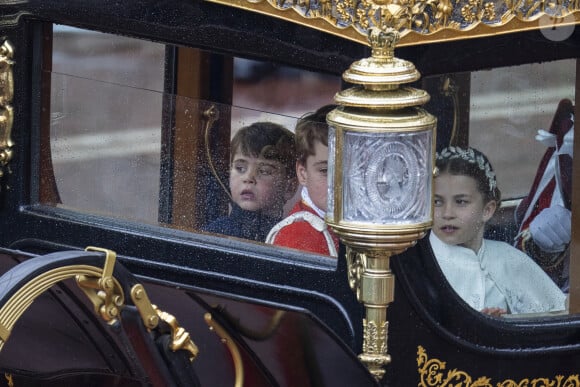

[326,125,336,223]
[342,130,432,225]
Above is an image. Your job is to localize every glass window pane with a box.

[44,25,341,261]
[470,59,576,200]
[48,26,165,224]
[426,59,575,318]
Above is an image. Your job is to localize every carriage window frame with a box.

[39,24,342,262]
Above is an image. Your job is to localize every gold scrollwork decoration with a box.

[204,0,580,46]
[345,247,364,300]
[417,345,580,387]
[0,39,14,180]
[360,318,390,379]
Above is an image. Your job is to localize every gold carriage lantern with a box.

[326,27,436,379]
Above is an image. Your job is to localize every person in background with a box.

[514,99,574,292]
[266,105,339,257]
[430,146,566,317]
[203,122,297,242]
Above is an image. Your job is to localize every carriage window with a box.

[424,58,576,318]
[469,59,576,201]
[42,25,341,258]
[425,59,575,201]
[48,26,165,224]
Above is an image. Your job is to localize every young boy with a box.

[203,122,297,242]
[266,105,339,257]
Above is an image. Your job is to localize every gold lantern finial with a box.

[369,27,399,60]
[326,18,436,381]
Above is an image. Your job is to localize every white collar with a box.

[301,186,325,218]
[429,232,487,266]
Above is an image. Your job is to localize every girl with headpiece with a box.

[430,146,566,317]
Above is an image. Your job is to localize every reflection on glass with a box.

[45,25,341,260]
[232,58,341,127]
[52,25,165,91]
[47,79,302,230]
[49,71,163,224]
[48,25,165,224]
[470,59,576,200]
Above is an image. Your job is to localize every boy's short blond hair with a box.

[230,122,295,177]
[295,105,336,165]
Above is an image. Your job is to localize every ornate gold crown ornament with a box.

[326,25,436,379]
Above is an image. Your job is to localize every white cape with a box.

[429,232,566,314]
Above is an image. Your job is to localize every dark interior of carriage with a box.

[0,1,579,386]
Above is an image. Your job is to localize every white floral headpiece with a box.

[436,146,497,193]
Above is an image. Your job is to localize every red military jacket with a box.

[267,201,339,257]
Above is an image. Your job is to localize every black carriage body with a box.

[0,1,579,386]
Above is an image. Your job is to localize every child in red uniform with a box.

[266,105,339,257]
